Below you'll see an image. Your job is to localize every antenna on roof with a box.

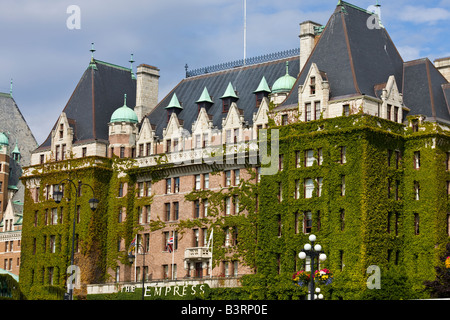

[243,0,247,65]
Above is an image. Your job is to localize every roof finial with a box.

[286,61,289,75]
[129,54,136,80]
[124,94,127,106]
[90,42,96,60]
[9,78,13,97]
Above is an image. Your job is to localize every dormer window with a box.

[221,82,238,113]
[254,76,271,108]
[59,124,64,139]
[222,98,231,113]
[310,77,316,95]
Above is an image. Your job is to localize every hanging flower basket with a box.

[314,268,333,285]
[292,270,311,287]
[445,256,450,269]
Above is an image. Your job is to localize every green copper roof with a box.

[254,76,271,93]
[165,93,183,109]
[110,94,138,123]
[221,82,238,99]
[196,87,214,104]
[272,62,296,93]
[12,143,20,154]
[0,132,9,146]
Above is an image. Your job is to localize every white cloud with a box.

[399,5,450,24]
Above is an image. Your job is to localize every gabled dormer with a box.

[136,117,156,157]
[298,63,329,121]
[162,111,185,153]
[252,96,270,136]
[192,107,213,149]
[220,82,239,113]
[254,76,271,108]
[222,102,244,144]
[51,112,74,161]
[375,75,407,123]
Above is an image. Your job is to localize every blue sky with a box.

[1,0,449,144]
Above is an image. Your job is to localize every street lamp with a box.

[298,234,327,300]
[128,243,147,301]
[53,179,99,300]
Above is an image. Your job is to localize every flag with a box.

[166,236,174,253]
[128,235,136,256]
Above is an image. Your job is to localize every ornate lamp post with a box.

[128,243,147,301]
[298,234,327,300]
[53,179,99,300]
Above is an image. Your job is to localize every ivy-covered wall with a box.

[19,115,450,300]
[254,115,450,299]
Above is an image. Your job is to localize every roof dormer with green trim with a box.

[220,82,238,113]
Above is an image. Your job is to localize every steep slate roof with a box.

[403,59,450,122]
[0,93,38,203]
[37,59,136,149]
[147,56,299,138]
[283,1,404,107]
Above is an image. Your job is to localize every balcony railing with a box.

[184,247,212,260]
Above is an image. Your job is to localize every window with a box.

[310,77,316,95]
[225,171,231,187]
[50,236,56,253]
[234,169,240,185]
[304,211,312,234]
[82,147,87,157]
[173,138,179,152]
[278,182,283,202]
[204,174,209,189]
[317,177,323,197]
[414,151,420,169]
[166,178,172,194]
[225,197,231,215]
[195,135,201,149]
[174,177,180,193]
[203,133,209,148]
[305,103,312,122]
[55,145,60,161]
[118,208,123,223]
[341,176,346,196]
[340,210,345,231]
[343,104,350,116]
[195,175,201,190]
[165,203,171,221]
[282,114,288,126]
[305,149,314,167]
[304,178,314,199]
[173,202,179,220]
[314,101,321,120]
[395,151,401,169]
[414,213,420,235]
[296,151,301,168]
[61,144,66,160]
[118,183,123,197]
[203,199,209,217]
[120,147,125,158]
[295,180,300,199]
[279,155,283,171]
[146,181,152,197]
[51,208,58,225]
[317,148,323,166]
[146,143,152,156]
[340,147,347,164]
[414,181,420,200]
[138,182,144,197]
[194,200,200,218]
[394,106,399,122]
[387,104,391,120]
[277,215,282,237]
[295,212,300,234]
[233,195,239,214]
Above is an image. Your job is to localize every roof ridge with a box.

[94,59,132,72]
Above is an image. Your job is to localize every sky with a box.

[1,0,449,145]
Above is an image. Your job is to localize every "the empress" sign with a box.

[121,284,208,298]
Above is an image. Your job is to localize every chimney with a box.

[435,57,450,82]
[299,21,322,74]
[135,64,160,122]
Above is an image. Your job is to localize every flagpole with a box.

[171,231,175,280]
[134,234,137,282]
[243,0,247,65]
